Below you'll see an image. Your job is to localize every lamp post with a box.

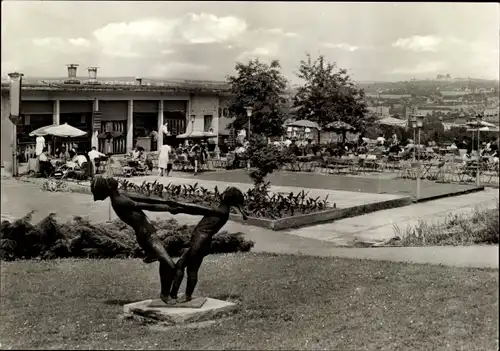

[475,113,483,186]
[245,106,253,139]
[410,115,417,162]
[415,114,424,200]
[245,106,253,170]
[190,114,196,133]
[8,72,23,177]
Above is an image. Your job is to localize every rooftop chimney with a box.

[65,64,80,84]
[135,77,143,86]
[88,67,98,84]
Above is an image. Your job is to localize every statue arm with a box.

[133,201,183,213]
[166,202,228,217]
[123,193,226,216]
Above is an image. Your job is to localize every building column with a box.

[53,100,60,125]
[126,100,133,153]
[214,96,220,146]
[186,97,192,146]
[91,99,99,148]
[157,100,164,150]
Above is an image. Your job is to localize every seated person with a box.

[39,148,55,177]
[72,152,88,168]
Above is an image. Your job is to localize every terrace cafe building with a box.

[1,65,235,166]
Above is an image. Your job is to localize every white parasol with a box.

[29,124,57,137]
[29,123,87,137]
[176,131,217,139]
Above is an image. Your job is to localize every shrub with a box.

[0,213,254,261]
[394,201,499,246]
[242,135,296,185]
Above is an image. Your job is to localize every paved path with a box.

[2,178,498,268]
[286,187,499,245]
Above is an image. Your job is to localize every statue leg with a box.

[169,248,191,299]
[148,235,176,269]
[159,261,175,304]
[184,256,204,301]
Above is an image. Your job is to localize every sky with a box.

[1,1,499,83]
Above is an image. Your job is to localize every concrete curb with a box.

[229,196,413,230]
[414,185,485,203]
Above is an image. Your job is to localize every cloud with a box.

[392,35,443,52]
[68,38,91,48]
[259,28,297,38]
[391,61,447,75]
[237,44,278,61]
[92,13,247,57]
[181,13,247,44]
[321,42,359,52]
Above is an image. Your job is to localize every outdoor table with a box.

[27,158,39,173]
[419,161,440,180]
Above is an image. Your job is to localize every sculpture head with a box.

[90,176,119,201]
[221,187,248,220]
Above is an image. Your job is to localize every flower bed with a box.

[0,211,254,261]
[118,179,331,220]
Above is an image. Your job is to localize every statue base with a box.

[123,297,238,325]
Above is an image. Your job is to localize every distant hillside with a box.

[358,79,499,95]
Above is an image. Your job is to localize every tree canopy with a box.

[293,54,374,132]
[226,59,288,137]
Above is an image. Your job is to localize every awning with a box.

[377,117,408,127]
[285,120,320,130]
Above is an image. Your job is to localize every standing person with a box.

[88,146,106,173]
[158,143,173,177]
[35,135,46,157]
[190,141,201,175]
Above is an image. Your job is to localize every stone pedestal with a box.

[123,297,237,325]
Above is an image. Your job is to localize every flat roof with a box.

[0,77,232,94]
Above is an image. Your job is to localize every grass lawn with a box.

[396,202,499,246]
[0,253,498,350]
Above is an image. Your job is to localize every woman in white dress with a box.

[158,143,172,177]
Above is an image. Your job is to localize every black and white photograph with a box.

[1,1,499,350]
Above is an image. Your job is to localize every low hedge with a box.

[0,211,254,261]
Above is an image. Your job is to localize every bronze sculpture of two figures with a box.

[91,176,248,304]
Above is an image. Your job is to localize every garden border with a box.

[18,176,415,230]
[229,196,413,230]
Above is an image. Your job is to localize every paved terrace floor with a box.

[1,179,498,269]
[191,169,481,199]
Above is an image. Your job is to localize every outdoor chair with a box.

[398,161,414,179]
[364,155,379,172]
[483,163,499,184]
[39,160,55,178]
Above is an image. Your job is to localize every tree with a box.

[226,59,288,137]
[293,54,374,132]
